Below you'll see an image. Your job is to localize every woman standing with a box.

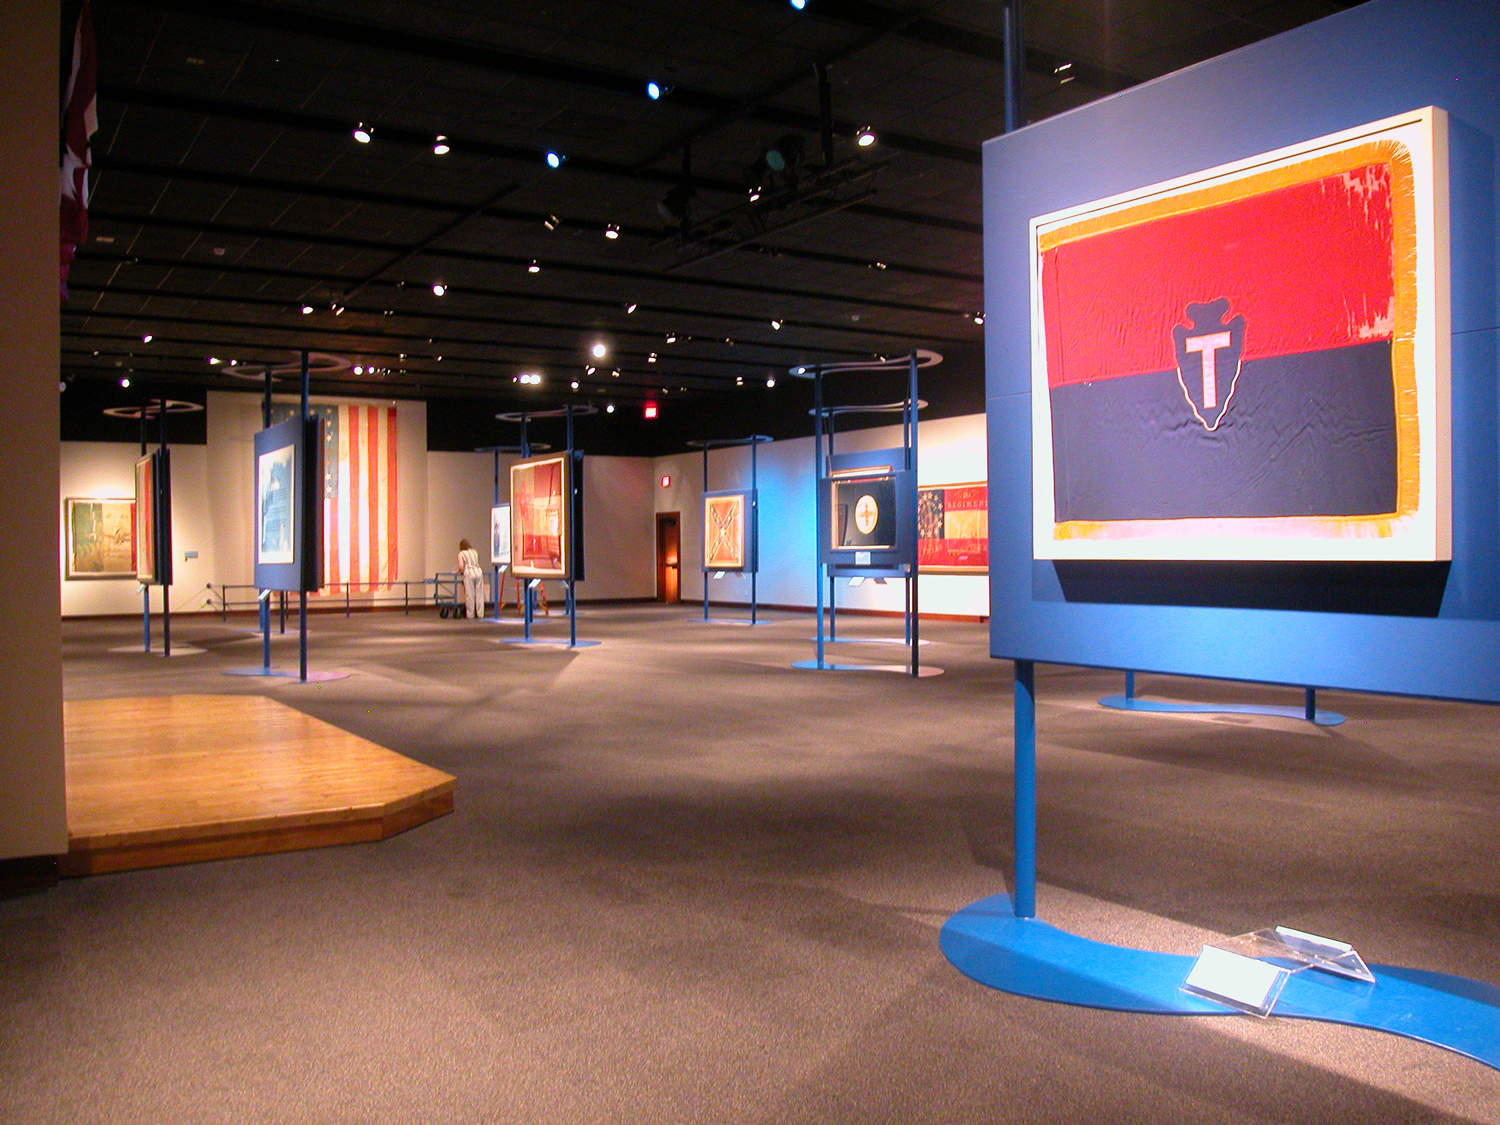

[457,538,484,619]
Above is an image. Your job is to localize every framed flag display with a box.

[918,483,988,573]
[703,490,755,572]
[818,449,917,572]
[254,415,324,592]
[134,454,159,584]
[510,453,574,580]
[490,503,512,567]
[830,472,897,552]
[1031,106,1450,562]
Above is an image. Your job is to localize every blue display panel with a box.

[253,416,323,592]
[985,0,1500,702]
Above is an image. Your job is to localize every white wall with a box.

[1,0,66,859]
[59,442,218,616]
[653,413,990,618]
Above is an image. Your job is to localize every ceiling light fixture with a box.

[141,334,153,343]
[972,312,985,325]
[545,150,564,169]
[570,380,580,390]
[353,122,373,143]
[432,282,447,296]
[207,356,221,366]
[528,260,541,273]
[856,126,877,147]
[119,376,131,388]
[543,214,559,231]
[606,403,616,414]
[770,318,783,330]
[646,80,669,101]
[300,304,314,315]
[789,0,807,9]
[766,375,777,388]
[647,352,657,363]
[604,223,620,240]
[432,134,450,155]
[591,342,608,359]
[354,365,364,375]
[625,302,637,314]
[665,332,677,344]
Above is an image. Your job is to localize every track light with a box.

[606,403,615,414]
[790,0,806,9]
[770,318,783,330]
[141,333,153,343]
[856,126,877,147]
[972,312,985,325]
[300,304,313,315]
[545,150,564,169]
[604,223,620,240]
[353,365,364,375]
[353,122,373,143]
[570,380,580,390]
[120,376,131,388]
[543,214,559,231]
[591,342,608,359]
[207,356,221,366]
[625,302,637,314]
[766,376,777,388]
[527,260,541,273]
[646,80,669,101]
[432,282,447,296]
[432,134,450,155]
[664,332,677,344]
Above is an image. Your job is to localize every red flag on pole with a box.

[60,0,97,302]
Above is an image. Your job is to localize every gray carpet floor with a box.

[2,604,1497,1123]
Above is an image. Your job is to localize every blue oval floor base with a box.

[500,638,601,648]
[1100,694,1345,726]
[791,659,943,677]
[940,895,1500,1070]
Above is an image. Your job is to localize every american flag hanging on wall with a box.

[60,0,98,301]
[271,403,398,590]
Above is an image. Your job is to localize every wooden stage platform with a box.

[62,695,455,876]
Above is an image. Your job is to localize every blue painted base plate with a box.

[1100,694,1344,726]
[941,895,1500,1070]
[792,659,942,677]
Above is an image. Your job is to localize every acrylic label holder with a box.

[1181,925,1374,1017]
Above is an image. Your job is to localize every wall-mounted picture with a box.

[257,441,295,566]
[1031,106,1450,561]
[830,472,897,552]
[510,453,570,579]
[64,497,135,580]
[918,483,988,573]
[703,491,749,571]
[133,454,158,584]
[490,503,512,567]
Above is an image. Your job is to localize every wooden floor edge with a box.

[61,791,454,877]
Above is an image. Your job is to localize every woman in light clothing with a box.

[457,538,484,619]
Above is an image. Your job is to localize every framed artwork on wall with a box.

[1031,106,1450,561]
[918,483,988,573]
[509,453,571,579]
[64,497,135,580]
[703,490,754,572]
[490,503,512,567]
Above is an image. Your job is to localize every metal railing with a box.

[215,578,444,621]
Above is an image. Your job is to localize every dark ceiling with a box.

[60,0,1363,454]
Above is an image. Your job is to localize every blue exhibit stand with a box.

[688,435,772,626]
[1100,671,1345,726]
[224,351,347,684]
[792,350,941,677]
[494,406,597,650]
[946,0,1500,1074]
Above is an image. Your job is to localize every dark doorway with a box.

[656,512,681,603]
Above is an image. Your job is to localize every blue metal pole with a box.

[909,350,919,677]
[1014,659,1037,919]
[299,349,310,683]
[750,438,759,626]
[1125,669,1135,700]
[814,369,826,668]
[1305,686,1316,723]
[702,443,711,622]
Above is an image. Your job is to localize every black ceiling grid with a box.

[60,0,1363,455]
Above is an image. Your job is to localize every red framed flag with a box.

[1031,107,1450,561]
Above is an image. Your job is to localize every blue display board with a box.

[985,0,1500,703]
[253,415,323,592]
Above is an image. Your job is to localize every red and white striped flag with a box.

[322,403,399,591]
[271,403,399,591]
[60,0,97,301]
